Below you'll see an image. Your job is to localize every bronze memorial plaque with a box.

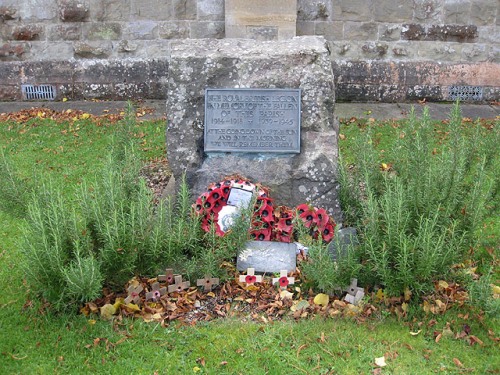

[204,88,301,153]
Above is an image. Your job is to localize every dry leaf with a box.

[100,304,117,320]
[313,293,329,307]
[374,356,387,367]
[453,358,464,368]
[409,330,421,336]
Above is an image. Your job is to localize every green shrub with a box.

[297,220,361,295]
[468,268,500,317]
[338,103,499,297]
[16,103,250,311]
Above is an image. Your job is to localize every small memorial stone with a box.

[343,278,365,305]
[158,268,174,284]
[124,284,143,304]
[167,275,191,293]
[197,276,220,292]
[146,282,166,302]
[237,241,297,273]
[239,267,262,285]
[272,270,295,289]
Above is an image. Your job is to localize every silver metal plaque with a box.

[204,88,301,153]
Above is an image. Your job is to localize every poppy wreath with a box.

[192,177,274,238]
[296,203,336,242]
[194,177,336,243]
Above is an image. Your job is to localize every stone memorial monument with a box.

[166,2,340,221]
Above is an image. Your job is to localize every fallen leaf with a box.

[374,356,387,367]
[409,330,421,336]
[404,287,412,301]
[313,293,329,307]
[469,335,483,346]
[291,300,310,312]
[453,358,464,368]
[438,280,449,289]
[100,304,117,320]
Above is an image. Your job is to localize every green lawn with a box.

[0,108,498,374]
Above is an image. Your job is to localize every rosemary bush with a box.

[339,103,499,296]
[16,103,249,311]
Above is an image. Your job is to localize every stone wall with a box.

[0,0,499,102]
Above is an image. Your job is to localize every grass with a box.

[0,107,498,374]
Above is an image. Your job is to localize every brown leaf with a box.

[453,358,464,368]
[469,335,483,346]
[435,333,442,343]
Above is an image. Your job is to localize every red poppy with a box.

[250,228,272,241]
[245,275,257,284]
[299,207,317,228]
[279,276,289,287]
[321,221,335,242]
[276,217,293,232]
[207,187,223,205]
[315,208,329,228]
[296,203,310,215]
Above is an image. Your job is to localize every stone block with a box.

[462,44,488,62]
[225,0,296,40]
[297,0,331,21]
[379,24,401,41]
[19,0,58,21]
[362,42,389,58]
[236,241,297,273]
[131,0,173,21]
[0,84,20,100]
[373,0,413,22]
[29,41,74,60]
[133,40,171,59]
[89,0,131,22]
[332,0,372,21]
[20,60,75,84]
[190,21,225,39]
[443,0,470,24]
[48,23,82,41]
[476,26,499,44]
[296,21,315,36]
[413,0,442,23]
[158,21,190,39]
[77,82,114,99]
[401,24,425,40]
[166,37,341,219]
[0,6,17,21]
[84,22,121,40]
[427,25,478,42]
[10,24,44,41]
[344,22,378,41]
[328,227,358,261]
[315,21,343,41]
[392,44,414,58]
[417,42,463,61]
[197,0,224,21]
[123,21,158,40]
[470,0,497,26]
[0,42,28,61]
[117,39,138,53]
[173,0,197,20]
[0,62,21,85]
[58,0,89,22]
[73,41,111,57]
[402,24,478,42]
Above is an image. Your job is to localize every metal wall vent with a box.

[21,84,56,100]
[448,85,483,101]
